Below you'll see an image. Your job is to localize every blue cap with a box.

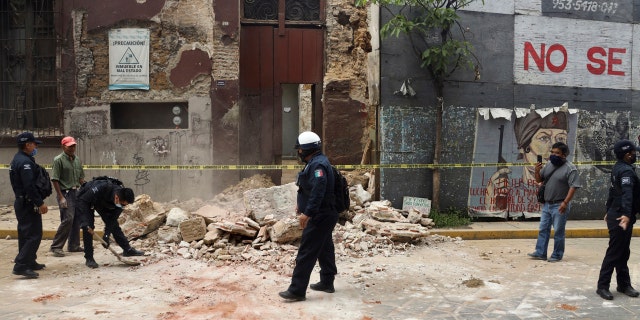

[16,132,43,145]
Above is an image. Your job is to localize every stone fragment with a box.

[166,207,190,227]
[193,204,236,225]
[214,221,258,238]
[269,218,302,243]
[157,225,181,243]
[179,216,207,242]
[353,184,372,206]
[244,183,297,225]
[119,194,167,239]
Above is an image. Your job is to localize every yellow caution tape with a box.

[0,161,618,170]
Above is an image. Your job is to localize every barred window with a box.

[242,0,323,24]
[0,0,62,137]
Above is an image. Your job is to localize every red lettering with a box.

[587,47,606,75]
[524,42,545,71]
[608,48,626,76]
[523,42,566,73]
[546,44,567,73]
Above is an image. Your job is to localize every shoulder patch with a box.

[314,169,325,178]
[621,176,631,185]
[23,164,32,170]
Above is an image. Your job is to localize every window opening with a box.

[0,0,62,136]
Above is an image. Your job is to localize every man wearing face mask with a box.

[9,132,49,278]
[596,139,640,300]
[279,131,339,301]
[527,142,581,263]
[76,177,144,268]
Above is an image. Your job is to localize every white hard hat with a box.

[295,131,321,150]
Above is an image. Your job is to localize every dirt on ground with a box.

[3,236,533,320]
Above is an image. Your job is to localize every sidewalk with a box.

[431,219,639,240]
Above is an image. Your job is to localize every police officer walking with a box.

[279,131,339,301]
[596,139,640,300]
[9,132,49,279]
[76,177,144,268]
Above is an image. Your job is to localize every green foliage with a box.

[355,0,482,81]
[429,206,471,228]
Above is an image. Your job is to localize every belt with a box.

[547,199,565,204]
[63,187,79,191]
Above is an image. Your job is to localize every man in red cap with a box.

[50,136,85,257]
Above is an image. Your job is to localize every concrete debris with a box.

[244,183,297,225]
[157,225,181,243]
[117,173,453,275]
[193,204,236,225]
[214,220,258,238]
[119,194,167,239]
[268,217,303,243]
[178,216,207,242]
[353,184,372,206]
[166,207,190,227]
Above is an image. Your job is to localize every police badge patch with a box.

[621,176,631,185]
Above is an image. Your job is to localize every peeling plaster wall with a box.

[323,0,376,165]
[0,0,368,204]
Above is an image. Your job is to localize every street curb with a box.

[430,228,640,240]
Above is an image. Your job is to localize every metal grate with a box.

[0,0,62,137]
[243,0,320,22]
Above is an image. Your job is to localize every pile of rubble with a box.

[119,171,454,274]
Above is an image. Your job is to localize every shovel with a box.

[92,232,141,266]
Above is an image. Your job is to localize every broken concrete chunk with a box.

[353,184,372,206]
[269,218,302,243]
[157,225,181,243]
[179,216,207,243]
[166,207,190,227]
[244,183,297,225]
[119,194,167,239]
[193,204,235,225]
[214,221,258,238]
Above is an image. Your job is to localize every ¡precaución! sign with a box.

[109,28,150,90]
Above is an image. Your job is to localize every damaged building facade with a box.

[0,0,634,220]
[0,0,375,203]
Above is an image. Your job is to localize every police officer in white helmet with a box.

[279,131,339,301]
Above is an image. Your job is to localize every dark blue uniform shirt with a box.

[9,151,44,206]
[296,152,335,217]
[606,160,640,224]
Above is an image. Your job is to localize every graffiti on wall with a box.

[146,136,170,157]
[468,107,577,219]
[133,152,150,186]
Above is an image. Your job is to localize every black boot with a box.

[85,258,99,269]
[123,248,145,257]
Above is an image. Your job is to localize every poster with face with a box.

[468,108,577,219]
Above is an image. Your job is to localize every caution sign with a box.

[109,28,150,90]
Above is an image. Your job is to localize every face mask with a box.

[629,154,637,164]
[115,203,122,208]
[30,149,37,157]
[549,155,565,166]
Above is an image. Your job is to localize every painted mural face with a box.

[525,128,568,163]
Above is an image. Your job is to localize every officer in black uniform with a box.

[279,131,339,301]
[9,132,49,279]
[76,178,144,268]
[596,139,640,300]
